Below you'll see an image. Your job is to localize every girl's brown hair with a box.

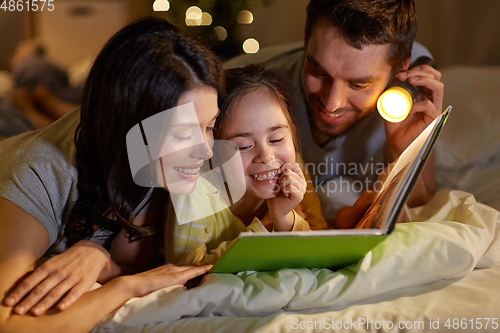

[215,64,298,151]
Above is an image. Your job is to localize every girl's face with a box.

[153,85,219,195]
[219,87,296,199]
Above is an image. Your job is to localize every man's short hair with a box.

[305,0,418,72]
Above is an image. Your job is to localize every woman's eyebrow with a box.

[169,123,198,128]
[170,111,219,128]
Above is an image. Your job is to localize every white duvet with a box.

[93,190,500,332]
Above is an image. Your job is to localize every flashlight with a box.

[377,56,434,123]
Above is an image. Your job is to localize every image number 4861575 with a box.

[0,0,55,11]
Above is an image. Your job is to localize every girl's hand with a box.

[267,163,307,231]
[123,264,212,298]
[4,240,115,316]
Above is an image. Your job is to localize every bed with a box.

[91,66,500,332]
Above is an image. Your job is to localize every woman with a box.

[0,17,222,332]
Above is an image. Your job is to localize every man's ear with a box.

[397,58,411,73]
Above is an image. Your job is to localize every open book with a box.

[210,107,452,273]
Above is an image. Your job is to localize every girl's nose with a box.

[253,144,274,164]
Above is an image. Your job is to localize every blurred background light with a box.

[201,12,213,26]
[152,0,170,12]
[243,38,259,53]
[236,10,253,24]
[214,26,227,41]
[185,6,202,26]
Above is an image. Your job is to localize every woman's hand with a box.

[122,264,212,298]
[267,163,307,231]
[4,240,115,316]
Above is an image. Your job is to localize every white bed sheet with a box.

[98,263,500,333]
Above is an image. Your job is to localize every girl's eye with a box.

[269,137,284,144]
[207,126,215,133]
[238,145,252,151]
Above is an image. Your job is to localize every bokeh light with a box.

[214,26,227,41]
[243,38,259,53]
[237,10,254,24]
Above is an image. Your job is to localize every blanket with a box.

[93,190,500,332]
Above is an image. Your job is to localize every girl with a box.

[168,64,327,266]
[0,18,222,332]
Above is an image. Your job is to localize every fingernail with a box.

[59,303,67,310]
[4,297,15,306]
[32,307,41,315]
[15,305,25,314]
[410,76,420,81]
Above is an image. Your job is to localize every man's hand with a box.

[4,240,115,316]
[383,64,442,207]
[330,190,376,229]
[384,64,444,162]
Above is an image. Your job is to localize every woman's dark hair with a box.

[66,17,224,245]
[215,64,298,150]
[305,0,418,73]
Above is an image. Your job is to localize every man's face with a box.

[301,23,393,145]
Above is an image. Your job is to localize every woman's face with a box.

[218,87,296,199]
[153,86,219,195]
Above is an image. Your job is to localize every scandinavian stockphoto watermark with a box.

[304,157,394,196]
[126,102,245,225]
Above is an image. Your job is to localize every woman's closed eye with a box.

[174,135,192,141]
[172,130,194,141]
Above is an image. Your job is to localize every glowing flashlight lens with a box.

[377,87,413,123]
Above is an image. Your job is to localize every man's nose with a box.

[322,80,348,112]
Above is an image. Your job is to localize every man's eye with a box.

[349,83,368,90]
[311,68,328,78]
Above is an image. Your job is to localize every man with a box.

[226,0,444,224]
